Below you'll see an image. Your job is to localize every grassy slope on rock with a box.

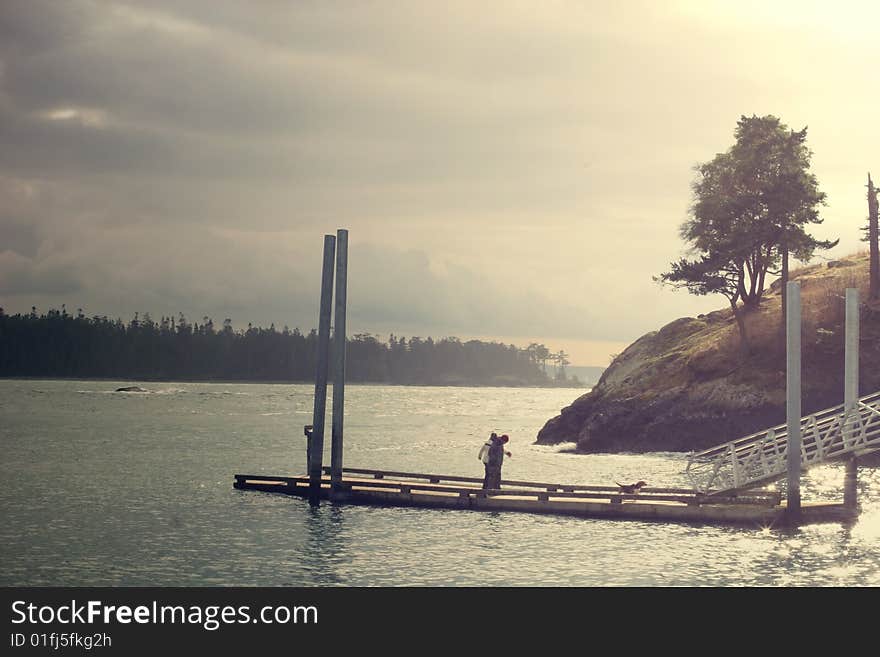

[537,253,880,452]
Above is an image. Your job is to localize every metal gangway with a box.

[686,390,880,495]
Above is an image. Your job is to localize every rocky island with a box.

[537,254,880,453]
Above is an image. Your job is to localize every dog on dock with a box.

[615,480,647,494]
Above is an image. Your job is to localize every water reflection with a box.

[739,521,876,586]
[299,505,347,586]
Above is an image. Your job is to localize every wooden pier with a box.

[233,466,855,527]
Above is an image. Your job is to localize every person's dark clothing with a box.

[482,465,494,489]
[483,440,505,490]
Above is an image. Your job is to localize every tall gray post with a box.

[330,229,348,497]
[844,288,859,510]
[786,281,802,522]
[308,234,336,507]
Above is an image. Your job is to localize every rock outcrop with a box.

[537,255,880,453]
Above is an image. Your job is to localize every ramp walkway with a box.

[685,391,880,495]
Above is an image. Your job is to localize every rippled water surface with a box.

[1,379,878,586]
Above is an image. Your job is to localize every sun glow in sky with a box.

[1,1,878,365]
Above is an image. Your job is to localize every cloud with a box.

[1,0,878,364]
[0,250,83,296]
[347,242,597,339]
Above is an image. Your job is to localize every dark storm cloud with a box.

[0,0,648,186]
[0,218,40,259]
[0,0,89,53]
[0,250,83,296]
[0,104,178,176]
[2,1,546,141]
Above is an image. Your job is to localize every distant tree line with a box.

[0,306,581,386]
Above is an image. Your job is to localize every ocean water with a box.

[1,379,878,587]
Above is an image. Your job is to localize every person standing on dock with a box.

[479,432,497,488]
[482,434,511,490]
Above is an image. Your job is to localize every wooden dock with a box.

[233,466,855,527]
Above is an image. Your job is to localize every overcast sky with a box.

[1,1,878,365]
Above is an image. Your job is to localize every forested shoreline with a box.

[0,307,583,387]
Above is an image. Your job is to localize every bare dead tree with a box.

[867,173,879,301]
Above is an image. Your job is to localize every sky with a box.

[1,1,878,366]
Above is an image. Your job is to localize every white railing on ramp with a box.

[686,391,880,495]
